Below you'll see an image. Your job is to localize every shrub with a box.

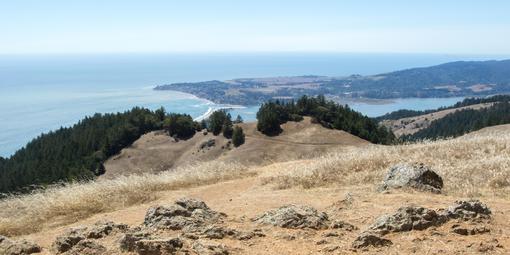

[232,126,245,147]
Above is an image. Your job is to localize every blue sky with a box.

[1,0,509,54]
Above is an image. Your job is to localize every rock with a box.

[192,240,229,255]
[86,221,128,239]
[446,200,491,220]
[202,226,231,239]
[0,235,41,255]
[200,139,216,149]
[119,231,152,252]
[379,163,443,193]
[330,220,358,231]
[252,205,329,230]
[352,232,392,249]
[233,229,265,240]
[144,198,224,231]
[452,226,490,236]
[368,206,447,235]
[65,240,106,255]
[51,227,87,253]
[134,238,183,255]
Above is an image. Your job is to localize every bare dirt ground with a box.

[19,161,510,254]
[381,103,494,137]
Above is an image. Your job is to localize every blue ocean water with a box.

[0,53,506,157]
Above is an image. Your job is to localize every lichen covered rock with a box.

[379,163,443,193]
[252,204,329,230]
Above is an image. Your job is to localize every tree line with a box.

[0,107,245,193]
[376,95,510,121]
[256,95,395,144]
[402,101,510,141]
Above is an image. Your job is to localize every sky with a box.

[1,0,510,55]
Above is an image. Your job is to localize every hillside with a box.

[103,117,369,178]
[1,124,509,254]
[380,102,494,137]
[155,60,510,105]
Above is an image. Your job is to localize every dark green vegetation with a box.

[155,60,510,105]
[256,95,395,144]
[163,113,198,139]
[377,95,510,121]
[402,101,510,141]
[0,107,250,193]
[0,107,166,193]
[232,126,245,147]
[206,110,233,137]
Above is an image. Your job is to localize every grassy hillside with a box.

[1,124,509,254]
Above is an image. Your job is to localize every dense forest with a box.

[0,107,166,193]
[376,95,510,121]
[256,95,395,144]
[0,107,245,193]
[402,101,510,141]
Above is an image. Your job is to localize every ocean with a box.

[0,53,506,157]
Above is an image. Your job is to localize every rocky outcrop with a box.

[379,163,443,193]
[144,198,225,232]
[252,205,329,230]
[445,200,492,220]
[134,238,183,255]
[368,206,448,235]
[64,240,106,255]
[52,221,128,254]
[352,232,392,249]
[191,240,229,255]
[52,227,87,253]
[351,200,492,249]
[0,235,41,255]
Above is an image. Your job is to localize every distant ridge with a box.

[155,59,510,105]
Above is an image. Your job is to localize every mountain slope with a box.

[3,123,510,254]
[103,117,369,178]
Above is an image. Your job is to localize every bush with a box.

[207,110,231,135]
[163,113,196,139]
[232,126,245,147]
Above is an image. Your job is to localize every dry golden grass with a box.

[261,131,510,198]
[0,161,252,236]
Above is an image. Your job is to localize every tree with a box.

[222,117,233,138]
[207,110,229,135]
[163,114,196,139]
[232,126,245,147]
[234,115,244,124]
[256,103,282,136]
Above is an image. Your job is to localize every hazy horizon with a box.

[2,1,510,55]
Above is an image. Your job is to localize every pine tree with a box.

[232,126,245,147]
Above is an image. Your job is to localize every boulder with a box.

[352,232,392,249]
[86,221,129,239]
[144,198,224,231]
[192,240,229,255]
[134,238,183,255]
[368,206,447,235]
[379,163,443,193]
[65,240,106,255]
[119,230,152,252]
[51,227,87,253]
[0,235,41,255]
[446,200,491,220]
[252,205,329,230]
[329,220,358,231]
